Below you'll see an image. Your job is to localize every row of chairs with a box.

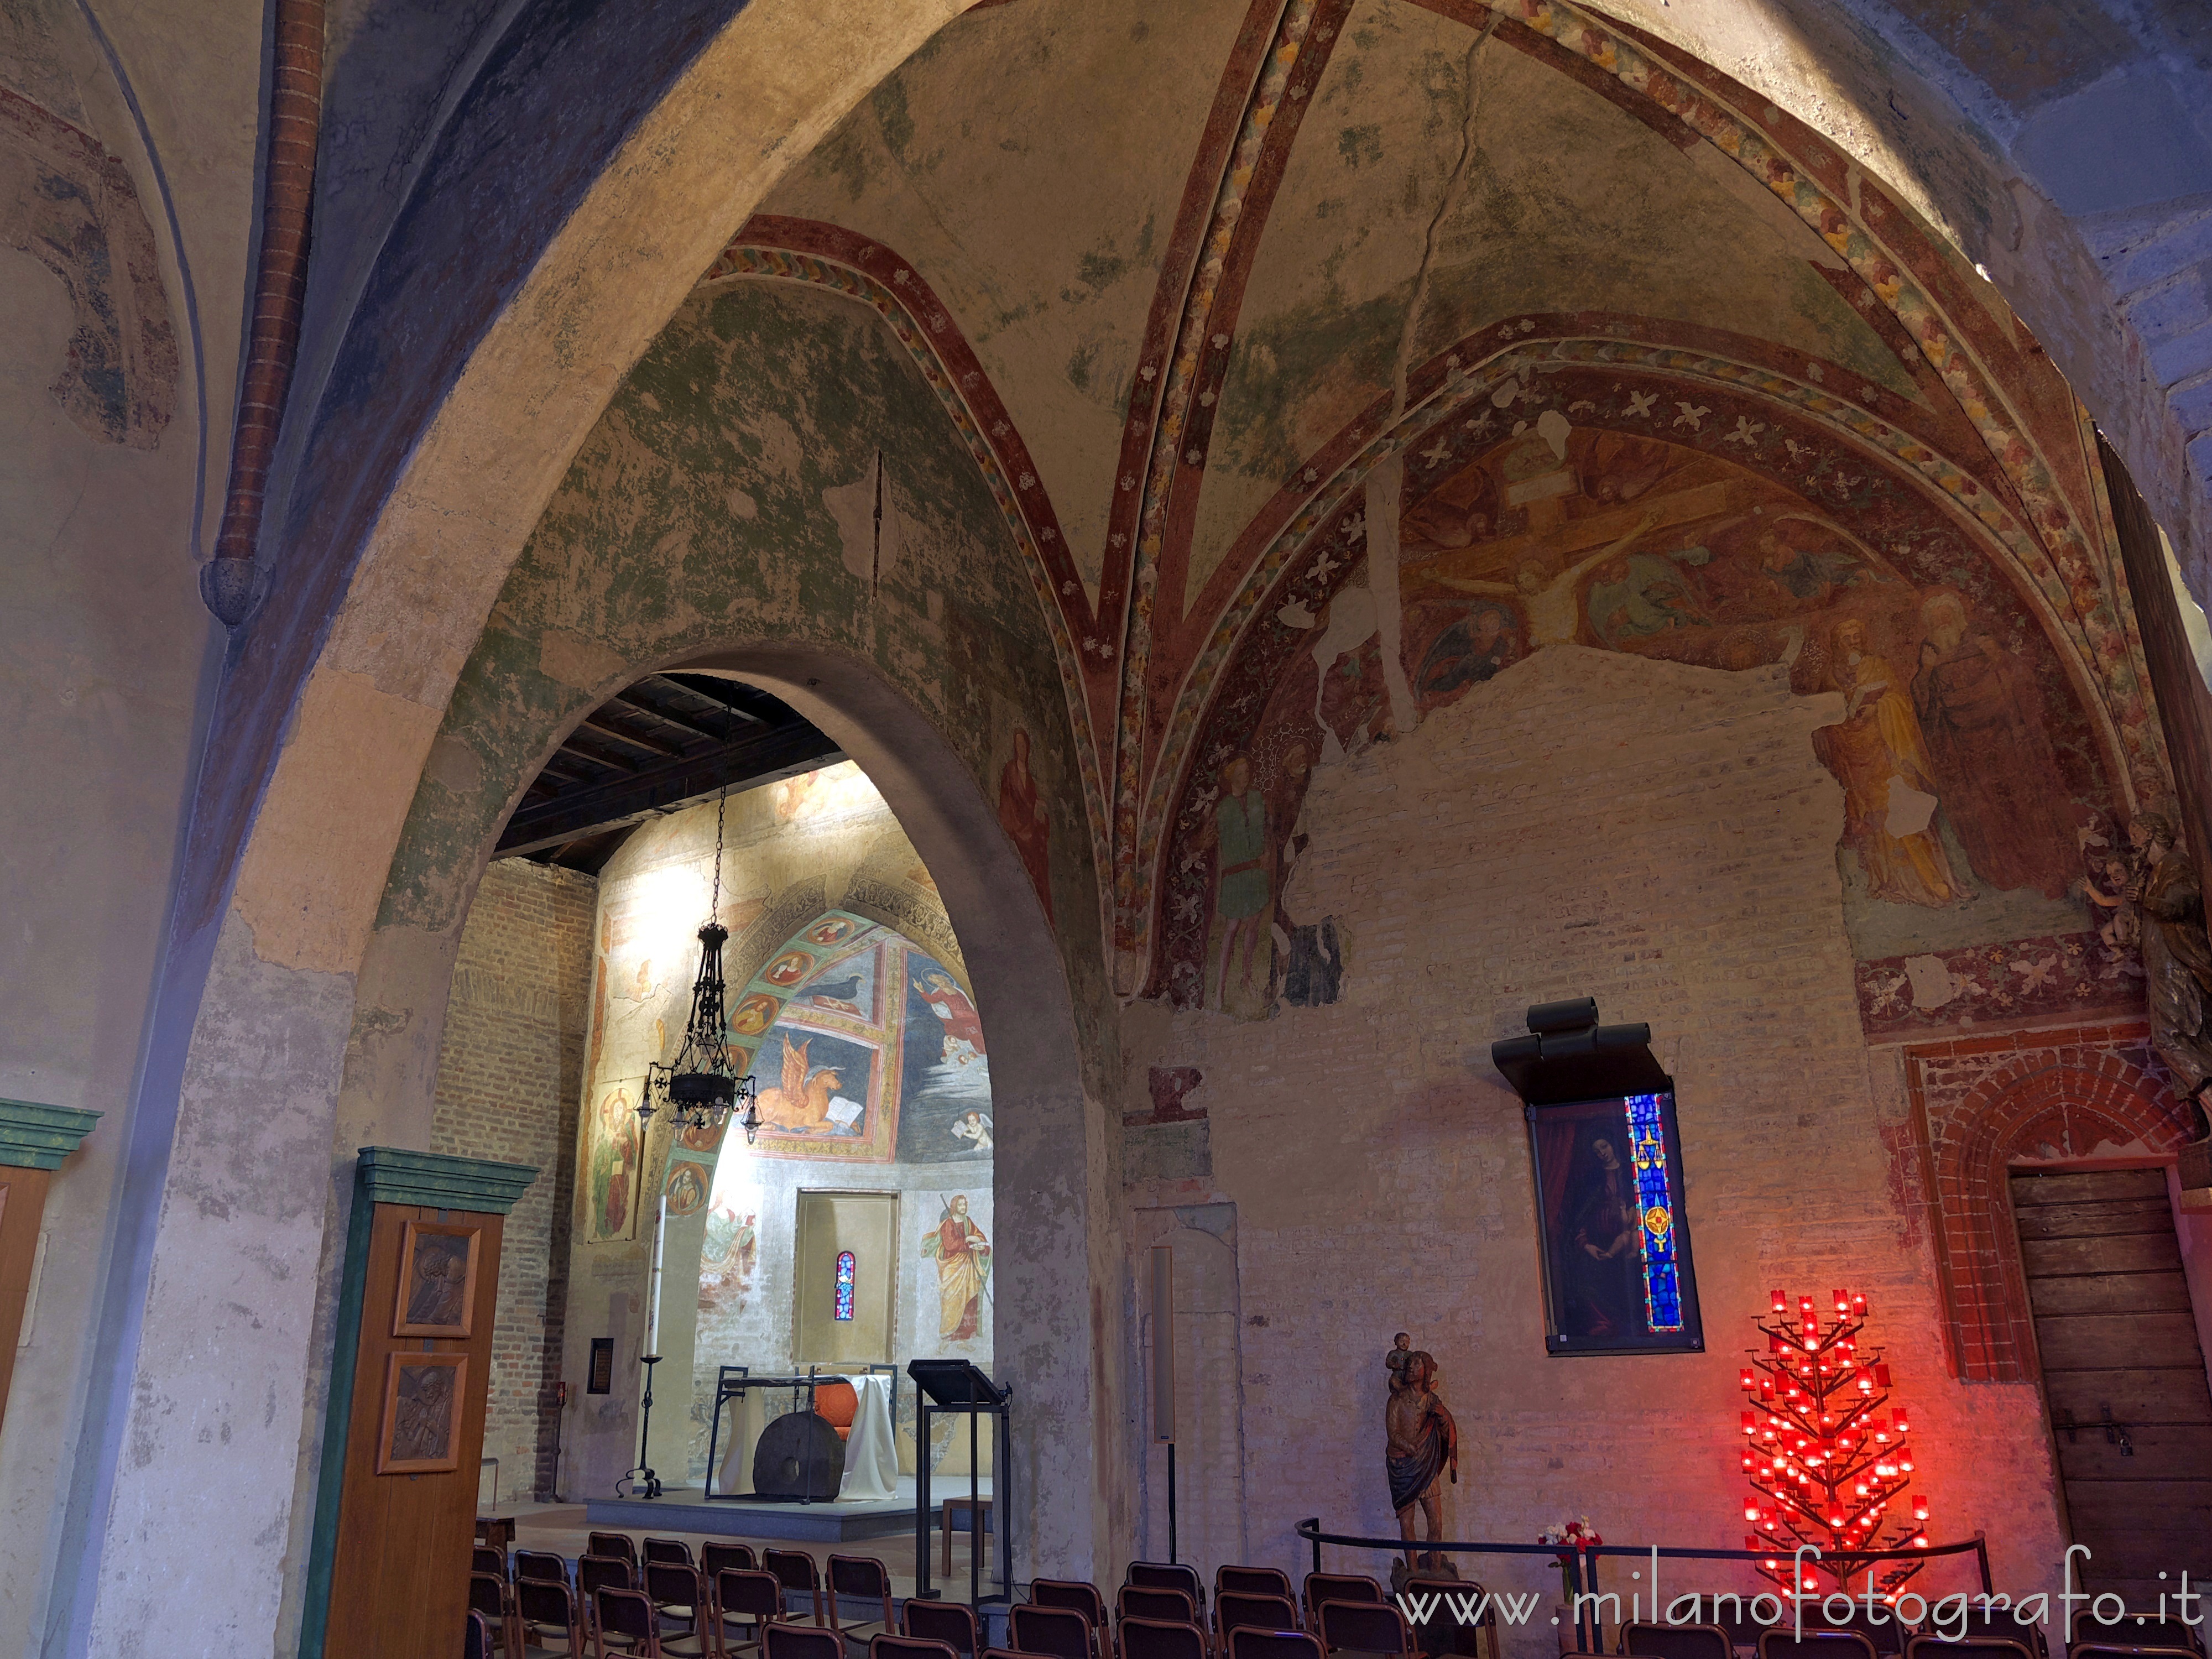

[1611,1627,2207,1659]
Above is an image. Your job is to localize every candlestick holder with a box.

[624,1354,664,1500]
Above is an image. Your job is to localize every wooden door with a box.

[2012,1167,2212,1606]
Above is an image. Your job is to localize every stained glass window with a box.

[833,1250,855,1321]
[1625,1093,1683,1331]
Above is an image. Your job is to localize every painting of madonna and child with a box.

[1173,410,2131,1018]
[733,918,994,1166]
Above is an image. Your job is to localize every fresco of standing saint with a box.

[921,1195,990,1340]
[998,728,1053,921]
[588,1087,640,1241]
[1202,754,1273,1018]
[1810,617,1963,908]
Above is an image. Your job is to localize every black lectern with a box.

[908,1359,1011,1608]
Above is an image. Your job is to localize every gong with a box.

[752,1409,846,1500]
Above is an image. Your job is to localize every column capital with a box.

[0,1099,101,1170]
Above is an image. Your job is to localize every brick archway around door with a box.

[1907,1022,2197,1382]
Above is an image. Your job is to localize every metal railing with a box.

[1293,1517,1995,1653]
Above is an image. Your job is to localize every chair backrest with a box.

[703,1542,759,1579]
[717,1568,787,1625]
[515,1550,570,1585]
[1815,1608,1912,1658]
[473,1546,508,1579]
[1317,1599,1411,1656]
[646,1561,707,1613]
[469,1572,507,1620]
[644,1537,695,1567]
[1397,1578,1487,1657]
[517,1577,578,1630]
[1903,1640,2039,1659]
[1623,1623,1735,1659]
[1122,1619,1210,1659]
[466,1609,495,1659]
[1304,1577,1381,1620]
[765,1548,821,1590]
[578,1554,634,1599]
[872,1639,958,1659]
[904,1597,981,1656]
[2074,1613,2207,1656]
[1219,1594,1300,1639]
[765,1624,846,1659]
[1221,1567,1296,1601]
[1230,1630,1324,1659]
[828,1553,892,1601]
[1130,1563,1207,1618]
[1121,1587,1198,1626]
[589,1531,639,1566]
[2070,1646,2203,1659]
[1034,1580,1109,1627]
[1703,1596,1787,1650]
[1012,1603,1097,1659]
[597,1585,661,1644]
[1760,1631,1880,1659]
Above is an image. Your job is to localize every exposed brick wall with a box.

[430,858,596,1499]
[1905,1024,2195,1381]
[1126,649,2078,1623]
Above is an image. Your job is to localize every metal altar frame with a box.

[701,1363,900,1503]
[909,1360,1012,1610]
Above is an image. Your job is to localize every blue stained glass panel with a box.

[833,1250,855,1321]
[1625,1093,1683,1331]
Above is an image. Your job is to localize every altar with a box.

[708,1368,899,1502]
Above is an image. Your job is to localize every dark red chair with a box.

[1230,1631,1323,1659]
[873,1639,960,1659]
[518,1549,572,1586]
[1122,1619,1210,1659]
[1220,1568,1295,1601]
[1132,1564,1207,1623]
[578,1557,635,1640]
[1396,1577,1486,1659]
[1760,1632,1879,1659]
[1624,1624,1736,1659]
[645,1537,696,1567]
[1013,1602,1098,1659]
[705,1542,760,1580]
[518,1575,587,1657]
[827,1555,897,1652]
[467,1609,497,1659]
[1303,1577,1380,1625]
[904,1597,982,1659]
[766,1626,849,1659]
[644,1561,714,1657]
[1034,1581,1109,1659]
[471,1571,517,1656]
[765,1548,828,1626]
[591,1532,641,1567]
[1219,1594,1301,1644]
[1316,1600,1412,1658]
[1121,1586,1200,1627]
[717,1568,789,1658]
[595,1585,665,1657]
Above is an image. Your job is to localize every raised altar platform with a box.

[586,1474,989,1544]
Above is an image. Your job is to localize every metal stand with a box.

[909,1360,1013,1609]
[625,1355,663,1500]
[1166,1441,1178,1563]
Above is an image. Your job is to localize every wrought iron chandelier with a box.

[640,787,761,1144]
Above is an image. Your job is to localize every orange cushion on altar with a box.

[816,1380,858,1441]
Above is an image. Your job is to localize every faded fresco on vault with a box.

[1156,361,2141,1030]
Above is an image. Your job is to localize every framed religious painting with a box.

[392,1219,481,1339]
[1525,1091,1704,1355]
[375,1351,468,1474]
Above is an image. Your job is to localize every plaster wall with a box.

[427,857,596,1500]
[1126,645,2069,1629]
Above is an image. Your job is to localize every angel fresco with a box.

[588,1087,640,1240]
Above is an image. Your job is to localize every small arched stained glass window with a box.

[833,1251,856,1321]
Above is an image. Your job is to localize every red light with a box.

[1912,1494,1928,1520]
[1772,1288,1787,1313]
[1833,1288,1848,1313]
[1742,1411,1757,1435]
[1874,1363,1892,1387]
[1745,1504,1761,1521]
[1912,1535,1929,1550]
[1741,1368,1756,1390]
